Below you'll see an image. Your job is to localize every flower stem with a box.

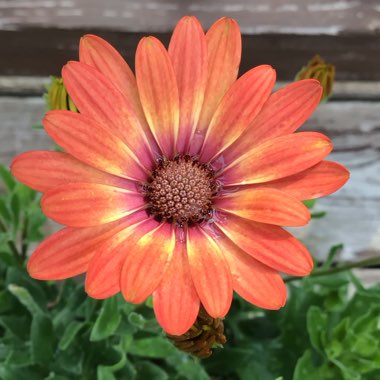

[284,255,380,283]
[21,215,29,261]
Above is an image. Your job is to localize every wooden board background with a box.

[0,0,379,80]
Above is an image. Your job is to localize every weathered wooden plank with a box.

[354,269,380,286]
[1,28,379,80]
[2,76,380,100]
[1,0,380,34]
[0,96,379,261]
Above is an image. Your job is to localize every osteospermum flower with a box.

[11,16,349,335]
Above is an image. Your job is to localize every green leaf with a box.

[322,244,344,269]
[350,332,378,358]
[173,357,211,380]
[58,321,84,351]
[331,358,361,380]
[128,337,177,358]
[5,348,32,367]
[31,314,55,365]
[311,211,327,219]
[97,366,117,380]
[0,198,11,222]
[90,297,121,341]
[8,284,45,315]
[10,193,20,229]
[128,312,146,329]
[135,361,168,380]
[0,165,16,192]
[6,267,48,308]
[0,289,18,313]
[307,306,327,353]
[303,199,316,209]
[0,365,44,380]
[145,296,153,308]
[294,351,326,380]
[0,315,30,339]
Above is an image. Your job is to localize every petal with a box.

[250,160,350,200]
[44,110,148,181]
[11,151,134,192]
[79,34,139,107]
[121,222,175,303]
[136,36,179,158]
[200,65,276,162]
[186,227,232,318]
[222,79,322,163]
[193,17,241,152]
[85,216,157,299]
[168,16,207,154]
[41,183,145,227]
[215,213,313,275]
[79,35,158,158]
[62,61,155,168]
[215,188,310,226]
[153,237,200,335]
[215,235,287,309]
[28,212,147,280]
[221,132,333,185]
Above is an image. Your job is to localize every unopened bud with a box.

[167,306,227,359]
[46,76,77,112]
[296,55,335,102]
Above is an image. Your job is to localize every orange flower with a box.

[11,16,349,335]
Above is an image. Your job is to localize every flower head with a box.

[11,16,349,335]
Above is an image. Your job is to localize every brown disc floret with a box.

[145,156,218,226]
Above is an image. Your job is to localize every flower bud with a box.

[167,306,227,358]
[296,55,335,102]
[46,76,77,112]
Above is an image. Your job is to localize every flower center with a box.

[145,156,217,226]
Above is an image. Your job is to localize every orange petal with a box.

[80,34,139,107]
[222,79,322,163]
[249,160,350,200]
[215,214,313,275]
[221,132,333,185]
[28,212,147,280]
[215,188,310,226]
[136,36,179,158]
[168,16,207,154]
[200,65,276,162]
[85,217,158,299]
[62,61,155,168]
[10,151,134,192]
[186,227,233,318]
[121,223,175,303]
[44,110,148,182]
[193,17,241,151]
[153,237,200,335]
[216,236,287,309]
[41,183,145,227]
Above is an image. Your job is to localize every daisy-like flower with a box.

[11,16,349,335]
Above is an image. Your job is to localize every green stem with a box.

[284,255,380,283]
[0,218,22,265]
[21,215,29,260]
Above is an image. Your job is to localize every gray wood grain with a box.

[1,0,380,34]
[0,95,379,261]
